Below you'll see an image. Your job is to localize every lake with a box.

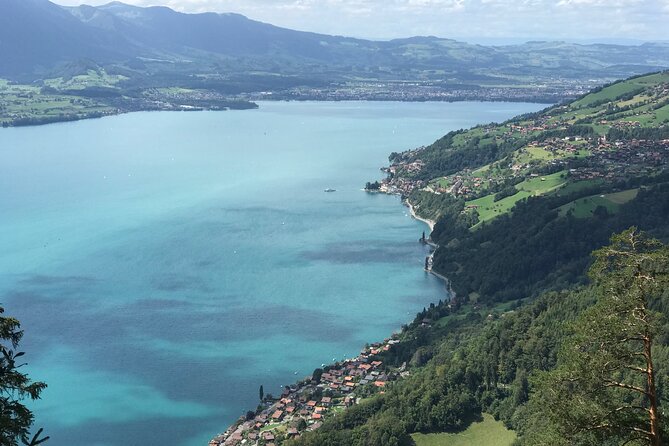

[0,101,543,446]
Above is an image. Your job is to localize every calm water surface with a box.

[0,101,543,446]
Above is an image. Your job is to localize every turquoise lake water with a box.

[0,101,543,446]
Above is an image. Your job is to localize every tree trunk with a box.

[645,335,661,446]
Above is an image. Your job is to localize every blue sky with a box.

[52,0,669,42]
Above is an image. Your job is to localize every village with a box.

[209,337,408,446]
[373,118,669,204]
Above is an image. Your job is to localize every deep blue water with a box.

[0,101,543,446]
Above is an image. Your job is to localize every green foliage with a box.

[493,185,517,202]
[0,307,48,446]
[288,289,593,445]
[365,181,381,191]
[430,182,669,304]
[607,126,669,141]
[523,230,669,446]
[409,191,468,225]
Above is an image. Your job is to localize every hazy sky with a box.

[51,0,669,42]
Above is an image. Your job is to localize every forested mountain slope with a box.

[383,71,669,304]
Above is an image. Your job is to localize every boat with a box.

[324,188,336,192]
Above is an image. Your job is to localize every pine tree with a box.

[529,228,668,445]
[0,307,48,446]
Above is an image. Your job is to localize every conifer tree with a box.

[0,306,48,446]
[529,228,668,445]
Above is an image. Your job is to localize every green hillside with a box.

[381,71,669,301]
[213,72,669,446]
[277,72,669,446]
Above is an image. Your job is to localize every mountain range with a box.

[3,0,669,88]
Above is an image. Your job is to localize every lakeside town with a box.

[244,79,595,104]
[367,77,669,204]
[371,122,669,203]
[209,337,409,446]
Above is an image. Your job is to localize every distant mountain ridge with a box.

[2,0,669,84]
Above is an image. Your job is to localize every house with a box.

[271,410,284,421]
[321,373,334,382]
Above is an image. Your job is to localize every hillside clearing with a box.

[558,188,639,218]
[410,414,516,446]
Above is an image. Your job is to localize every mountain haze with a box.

[2,0,669,85]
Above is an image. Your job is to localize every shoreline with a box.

[404,199,454,293]
[209,197,451,445]
[405,199,435,232]
[0,102,258,129]
[2,97,549,130]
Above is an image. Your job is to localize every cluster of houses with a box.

[571,138,669,181]
[375,121,669,205]
[366,83,669,214]
[504,114,567,137]
[210,338,405,446]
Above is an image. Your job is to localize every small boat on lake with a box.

[324,188,336,192]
